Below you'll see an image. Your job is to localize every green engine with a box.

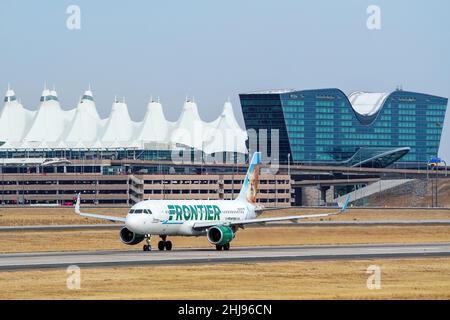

[119,227,145,245]
[207,226,235,246]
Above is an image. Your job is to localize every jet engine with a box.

[207,226,235,246]
[119,227,145,245]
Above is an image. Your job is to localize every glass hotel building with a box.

[240,88,448,168]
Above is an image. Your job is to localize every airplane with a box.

[75,152,350,252]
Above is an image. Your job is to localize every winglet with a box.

[75,193,81,214]
[340,195,351,213]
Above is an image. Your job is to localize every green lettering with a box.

[167,205,175,221]
[212,205,221,220]
[197,205,204,220]
[206,205,213,220]
[175,205,183,220]
[182,205,191,220]
[189,205,198,220]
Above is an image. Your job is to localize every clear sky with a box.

[0,0,449,158]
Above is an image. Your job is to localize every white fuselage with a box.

[124,199,256,236]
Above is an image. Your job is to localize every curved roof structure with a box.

[347,91,390,116]
[344,146,411,168]
[0,87,248,154]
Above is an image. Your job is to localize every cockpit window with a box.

[129,209,151,214]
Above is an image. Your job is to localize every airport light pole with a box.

[435,163,439,207]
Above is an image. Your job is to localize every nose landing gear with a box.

[158,235,172,251]
[143,234,152,251]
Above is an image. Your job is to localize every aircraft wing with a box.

[74,193,126,223]
[193,196,350,230]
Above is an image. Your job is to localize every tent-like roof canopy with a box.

[0,87,248,154]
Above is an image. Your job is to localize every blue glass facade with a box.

[239,89,448,167]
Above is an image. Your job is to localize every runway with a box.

[1,242,449,271]
[2,220,450,232]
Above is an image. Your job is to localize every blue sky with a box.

[0,0,449,158]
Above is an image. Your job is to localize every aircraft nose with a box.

[125,215,141,232]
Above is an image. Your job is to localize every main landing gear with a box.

[143,234,152,251]
[215,243,230,251]
[157,235,172,251]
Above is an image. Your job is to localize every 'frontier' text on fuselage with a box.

[168,204,221,221]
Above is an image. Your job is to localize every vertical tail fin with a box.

[236,152,261,203]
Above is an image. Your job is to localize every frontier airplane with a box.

[75,152,350,251]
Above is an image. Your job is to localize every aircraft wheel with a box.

[215,245,223,251]
[143,244,151,251]
[158,241,165,251]
[165,241,173,251]
[223,243,230,251]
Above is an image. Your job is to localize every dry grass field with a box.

[0,207,125,226]
[1,258,449,299]
[0,225,449,253]
[0,207,450,226]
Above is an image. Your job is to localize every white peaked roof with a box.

[0,87,248,154]
[0,88,36,144]
[23,89,75,142]
[136,100,174,144]
[100,100,138,146]
[220,101,245,131]
[64,90,102,143]
[41,88,51,98]
[5,87,16,101]
[203,102,248,154]
[348,92,390,116]
[171,100,205,150]
[50,90,58,98]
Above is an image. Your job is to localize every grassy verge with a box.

[1,258,449,299]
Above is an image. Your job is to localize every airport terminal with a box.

[0,86,448,207]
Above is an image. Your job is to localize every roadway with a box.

[1,242,449,271]
[102,159,449,177]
